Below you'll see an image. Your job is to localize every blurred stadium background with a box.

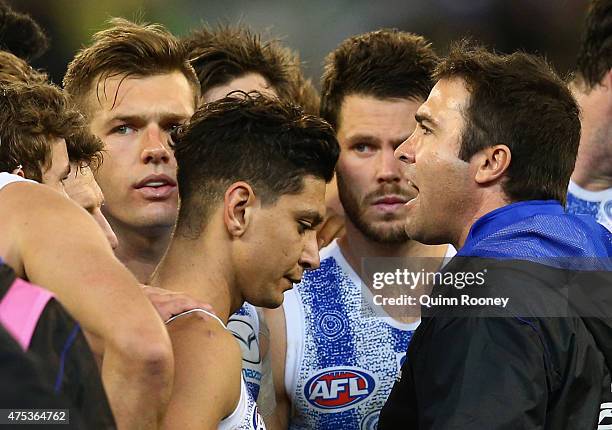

[9,0,587,88]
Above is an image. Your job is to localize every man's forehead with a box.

[202,72,278,103]
[338,94,421,137]
[89,72,195,117]
[420,78,469,119]
[288,177,326,205]
[340,94,421,117]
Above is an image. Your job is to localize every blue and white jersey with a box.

[166,308,266,430]
[566,180,612,232]
[228,302,262,400]
[218,376,266,430]
[284,241,454,430]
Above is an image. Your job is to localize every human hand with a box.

[141,285,215,322]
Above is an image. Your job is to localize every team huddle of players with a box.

[0,0,611,429]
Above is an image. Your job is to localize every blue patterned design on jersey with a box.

[567,189,612,233]
[318,311,347,340]
[233,305,250,317]
[244,373,260,402]
[566,191,600,218]
[289,250,416,430]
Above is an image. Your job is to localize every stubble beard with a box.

[336,172,410,244]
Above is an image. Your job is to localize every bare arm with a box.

[264,307,291,430]
[256,308,283,429]
[0,182,173,429]
[163,314,242,429]
[83,284,215,371]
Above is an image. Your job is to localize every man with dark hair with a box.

[149,92,338,428]
[184,23,318,114]
[185,23,345,253]
[64,18,200,284]
[183,24,322,421]
[567,0,612,232]
[380,42,612,429]
[266,30,454,430]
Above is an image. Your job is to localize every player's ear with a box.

[474,144,511,185]
[223,181,258,237]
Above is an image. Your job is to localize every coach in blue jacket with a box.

[379,41,612,429]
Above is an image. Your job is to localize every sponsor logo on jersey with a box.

[228,316,260,364]
[304,366,378,412]
[242,368,262,382]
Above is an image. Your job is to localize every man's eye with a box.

[298,221,312,234]
[112,125,136,135]
[354,143,374,153]
[166,123,182,133]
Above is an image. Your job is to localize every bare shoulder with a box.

[163,312,243,429]
[166,312,242,358]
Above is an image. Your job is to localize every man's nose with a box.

[141,125,171,164]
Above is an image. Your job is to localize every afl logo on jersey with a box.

[304,366,378,412]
